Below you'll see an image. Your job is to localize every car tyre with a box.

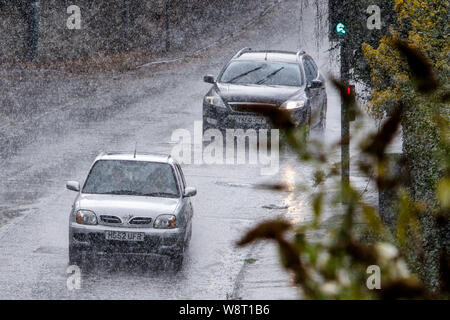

[69,246,95,272]
[185,224,192,248]
[202,119,212,135]
[202,119,212,148]
[170,243,185,272]
[171,254,184,272]
[69,246,82,266]
[318,103,327,133]
[202,123,226,150]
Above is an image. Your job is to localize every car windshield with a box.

[219,61,302,86]
[82,160,179,198]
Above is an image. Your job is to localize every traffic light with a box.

[336,23,347,36]
[329,0,351,40]
[347,85,356,121]
[329,0,394,42]
[347,85,354,96]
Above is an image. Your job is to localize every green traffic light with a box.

[336,23,346,35]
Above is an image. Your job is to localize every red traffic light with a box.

[346,85,355,95]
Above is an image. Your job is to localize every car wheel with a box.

[203,119,212,134]
[202,119,213,148]
[304,107,312,140]
[69,246,82,266]
[185,224,192,248]
[318,109,326,133]
[319,101,327,132]
[202,124,226,149]
[170,244,185,272]
[171,254,184,272]
[69,246,96,271]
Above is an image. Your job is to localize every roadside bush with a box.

[238,4,449,295]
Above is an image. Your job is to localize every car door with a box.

[303,56,322,127]
[309,57,326,115]
[175,163,193,227]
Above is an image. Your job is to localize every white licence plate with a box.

[235,116,267,125]
[105,231,145,242]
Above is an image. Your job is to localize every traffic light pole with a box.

[122,0,130,51]
[164,0,171,52]
[28,0,40,61]
[340,41,350,186]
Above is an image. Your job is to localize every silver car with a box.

[66,152,196,270]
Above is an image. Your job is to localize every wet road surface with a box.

[0,0,343,299]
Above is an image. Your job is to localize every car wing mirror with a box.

[183,187,197,197]
[311,79,322,88]
[203,75,215,84]
[66,181,80,192]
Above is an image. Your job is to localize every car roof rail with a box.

[233,47,252,59]
[296,50,306,62]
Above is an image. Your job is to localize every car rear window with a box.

[82,160,179,198]
[219,61,302,87]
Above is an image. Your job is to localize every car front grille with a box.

[100,215,122,224]
[88,233,162,254]
[228,102,278,113]
[129,217,152,225]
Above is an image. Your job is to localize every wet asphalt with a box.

[0,0,344,299]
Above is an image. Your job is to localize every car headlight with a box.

[281,100,305,110]
[75,210,98,225]
[154,214,177,229]
[204,91,226,108]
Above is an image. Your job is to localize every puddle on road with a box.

[0,206,33,228]
[262,204,290,210]
[215,181,254,188]
[33,246,66,255]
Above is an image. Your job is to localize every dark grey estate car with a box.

[66,152,196,270]
[202,48,327,133]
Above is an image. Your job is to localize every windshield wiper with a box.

[95,190,177,197]
[227,66,263,83]
[107,190,144,196]
[256,67,284,85]
[144,192,178,198]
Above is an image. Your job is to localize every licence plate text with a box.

[105,231,145,242]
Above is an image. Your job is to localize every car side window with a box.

[310,58,318,78]
[303,57,317,84]
[303,59,314,84]
[175,164,186,191]
[177,164,187,188]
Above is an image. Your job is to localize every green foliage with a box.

[363,0,448,117]
[238,31,448,298]
[330,0,396,89]
[363,0,449,289]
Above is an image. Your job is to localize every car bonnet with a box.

[75,193,180,221]
[216,83,304,105]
